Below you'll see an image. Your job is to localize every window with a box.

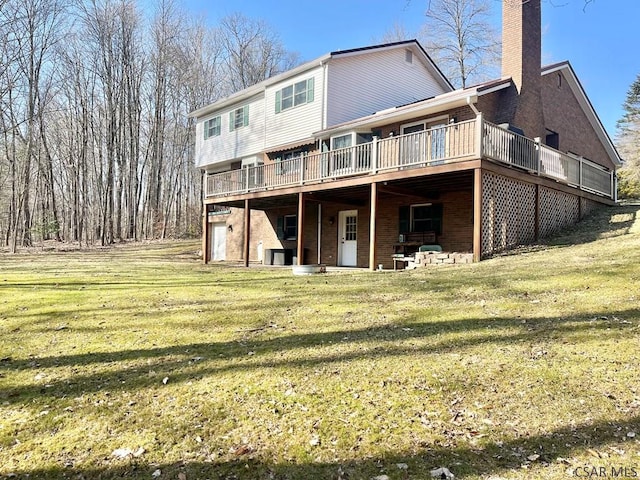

[412,204,442,233]
[277,215,297,240]
[229,105,249,131]
[284,215,297,240]
[399,204,443,235]
[204,116,221,139]
[330,133,353,171]
[275,77,315,113]
[331,134,352,150]
[546,131,559,150]
[344,214,357,241]
[277,150,303,175]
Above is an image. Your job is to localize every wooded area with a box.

[0,0,296,251]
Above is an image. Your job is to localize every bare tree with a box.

[0,0,299,250]
[0,0,68,251]
[421,0,500,88]
[218,13,300,92]
[376,22,415,44]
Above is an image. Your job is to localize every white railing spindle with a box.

[203,118,613,200]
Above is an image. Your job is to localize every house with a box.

[190,0,620,270]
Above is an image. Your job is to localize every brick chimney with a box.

[501,0,545,139]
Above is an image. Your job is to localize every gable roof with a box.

[330,40,453,91]
[188,40,452,119]
[316,79,512,137]
[317,63,622,169]
[542,62,621,167]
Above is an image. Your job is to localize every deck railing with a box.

[205,117,614,199]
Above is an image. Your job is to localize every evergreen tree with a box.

[616,74,640,198]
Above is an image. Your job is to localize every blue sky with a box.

[184,0,639,139]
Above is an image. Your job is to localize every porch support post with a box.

[473,168,483,262]
[202,204,210,264]
[371,136,378,174]
[297,192,305,265]
[243,199,250,267]
[369,181,378,271]
[475,113,484,158]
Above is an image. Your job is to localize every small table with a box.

[393,255,414,270]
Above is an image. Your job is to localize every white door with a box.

[427,121,447,164]
[210,222,226,261]
[401,122,425,165]
[338,210,358,267]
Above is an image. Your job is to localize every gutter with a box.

[467,95,480,116]
[315,89,480,138]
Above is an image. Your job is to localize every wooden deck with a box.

[204,117,614,201]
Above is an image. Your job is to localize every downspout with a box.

[263,86,268,152]
[468,95,483,159]
[321,60,328,130]
[467,95,480,116]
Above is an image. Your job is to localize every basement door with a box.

[338,210,357,267]
[210,222,226,261]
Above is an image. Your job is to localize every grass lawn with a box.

[1,204,639,480]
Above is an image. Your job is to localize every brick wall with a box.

[541,71,614,170]
[209,188,476,269]
[500,0,545,140]
[206,207,279,263]
[373,189,473,269]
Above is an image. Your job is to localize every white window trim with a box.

[275,77,315,114]
[330,132,354,150]
[400,114,449,134]
[329,131,375,150]
[204,116,221,139]
[277,150,304,175]
[229,105,249,131]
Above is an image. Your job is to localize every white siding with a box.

[326,47,448,127]
[264,66,325,148]
[195,93,266,169]
[194,44,450,171]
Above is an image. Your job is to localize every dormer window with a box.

[275,78,315,113]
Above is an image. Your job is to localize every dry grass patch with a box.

[1,205,639,479]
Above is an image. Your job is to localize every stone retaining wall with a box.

[414,251,474,266]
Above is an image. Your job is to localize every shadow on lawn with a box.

[6,413,640,479]
[1,307,638,403]
[492,203,640,257]
[546,203,638,245]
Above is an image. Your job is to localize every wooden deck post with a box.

[475,113,484,158]
[297,193,305,265]
[202,204,209,264]
[243,199,250,267]
[369,181,378,271]
[473,168,482,262]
